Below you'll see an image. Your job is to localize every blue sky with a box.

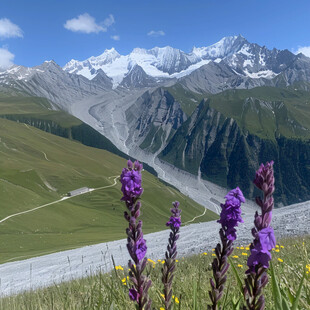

[1,0,310,69]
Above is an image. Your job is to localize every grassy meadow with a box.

[0,117,217,263]
[1,236,309,309]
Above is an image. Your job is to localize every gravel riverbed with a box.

[0,200,309,297]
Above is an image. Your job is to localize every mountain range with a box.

[0,35,310,205]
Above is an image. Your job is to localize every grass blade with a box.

[270,261,283,310]
[291,267,306,310]
[193,281,197,310]
[281,297,291,310]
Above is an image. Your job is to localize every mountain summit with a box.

[62,35,307,89]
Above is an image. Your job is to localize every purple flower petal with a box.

[129,288,139,301]
[135,238,147,261]
[258,227,276,252]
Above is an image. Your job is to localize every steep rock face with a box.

[159,100,310,205]
[120,65,158,88]
[179,62,270,94]
[273,54,310,87]
[126,88,187,153]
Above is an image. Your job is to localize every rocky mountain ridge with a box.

[62,35,310,90]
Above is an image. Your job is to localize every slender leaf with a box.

[283,287,295,304]
[270,261,283,310]
[231,295,242,310]
[193,281,197,310]
[281,296,291,310]
[291,267,307,310]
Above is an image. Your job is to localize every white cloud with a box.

[104,14,115,27]
[64,13,115,34]
[0,47,14,70]
[147,30,165,37]
[294,46,310,58]
[111,35,120,41]
[0,18,23,39]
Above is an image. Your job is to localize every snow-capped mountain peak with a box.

[191,35,247,59]
[61,35,298,88]
[89,47,121,65]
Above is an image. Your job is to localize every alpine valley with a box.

[1,35,310,206]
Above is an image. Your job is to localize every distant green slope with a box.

[0,118,217,263]
[208,87,310,140]
[159,85,310,205]
[0,94,130,158]
[164,84,205,116]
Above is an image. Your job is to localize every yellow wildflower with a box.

[245,247,250,250]
[232,255,239,258]
[240,246,245,250]
[203,252,208,255]
[275,249,280,253]
[175,297,180,304]
[242,252,248,256]
[238,264,243,268]
[278,258,283,263]
[212,254,216,257]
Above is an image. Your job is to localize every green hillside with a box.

[0,118,217,263]
[164,84,205,116]
[208,86,310,140]
[0,94,132,162]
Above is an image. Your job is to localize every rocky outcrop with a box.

[120,65,158,89]
[126,88,187,153]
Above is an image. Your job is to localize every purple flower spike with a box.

[208,188,245,309]
[162,201,182,310]
[120,160,152,310]
[244,161,276,310]
[217,190,244,241]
